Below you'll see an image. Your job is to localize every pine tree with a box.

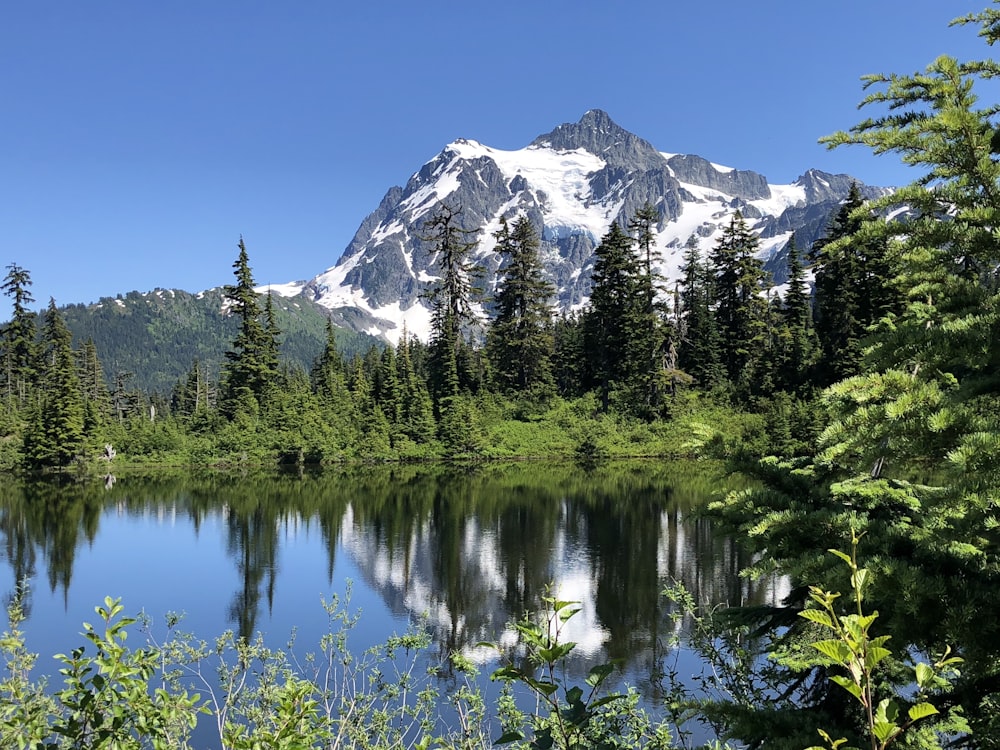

[811,183,899,384]
[23,299,85,469]
[220,238,280,418]
[421,204,482,406]
[677,236,724,389]
[1,263,37,403]
[709,211,768,398]
[486,216,555,395]
[584,221,642,410]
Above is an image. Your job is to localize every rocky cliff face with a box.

[281,110,887,342]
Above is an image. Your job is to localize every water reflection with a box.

[0,462,783,672]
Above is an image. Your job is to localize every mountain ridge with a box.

[59,288,381,394]
[274,109,888,343]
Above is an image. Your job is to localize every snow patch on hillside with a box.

[448,140,612,244]
[257,281,306,298]
[751,182,806,215]
[368,300,433,344]
[400,154,463,220]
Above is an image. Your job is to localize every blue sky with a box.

[0,1,989,309]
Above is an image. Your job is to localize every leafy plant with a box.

[484,593,673,750]
[659,582,770,748]
[0,582,56,747]
[800,532,965,750]
[48,596,204,749]
[153,586,442,750]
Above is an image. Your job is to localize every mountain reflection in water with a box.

[0,461,787,694]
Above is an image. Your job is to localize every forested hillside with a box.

[58,287,381,394]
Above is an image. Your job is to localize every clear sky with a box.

[0,1,990,309]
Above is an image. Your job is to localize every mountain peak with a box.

[530,110,663,171]
[296,111,880,343]
[578,108,618,132]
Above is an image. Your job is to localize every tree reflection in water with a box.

[0,461,783,689]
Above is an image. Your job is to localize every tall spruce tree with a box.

[1,263,37,404]
[486,216,555,395]
[421,204,481,408]
[583,221,641,410]
[677,236,724,389]
[709,211,768,398]
[220,238,280,418]
[23,299,85,469]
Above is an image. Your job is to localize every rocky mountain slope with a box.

[272,109,887,343]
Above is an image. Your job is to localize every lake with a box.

[0,460,784,745]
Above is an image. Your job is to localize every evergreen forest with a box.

[5,3,1000,748]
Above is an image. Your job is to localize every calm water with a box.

[0,461,783,743]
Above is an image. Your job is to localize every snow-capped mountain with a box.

[271,110,887,343]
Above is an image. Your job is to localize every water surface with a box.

[0,461,783,742]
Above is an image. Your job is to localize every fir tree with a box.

[172,358,214,417]
[395,330,435,444]
[311,318,346,398]
[583,221,642,410]
[421,204,482,406]
[677,236,724,389]
[486,216,555,395]
[811,183,899,384]
[220,238,280,418]
[261,291,282,389]
[712,8,1000,742]
[111,370,143,423]
[23,299,85,469]
[1,263,37,403]
[551,313,586,398]
[626,203,667,413]
[76,338,112,431]
[375,345,402,430]
[310,318,359,451]
[774,237,818,393]
[709,211,768,398]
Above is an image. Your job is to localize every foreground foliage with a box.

[701,3,1000,746]
[1,558,951,750]
[0,585,677,750]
